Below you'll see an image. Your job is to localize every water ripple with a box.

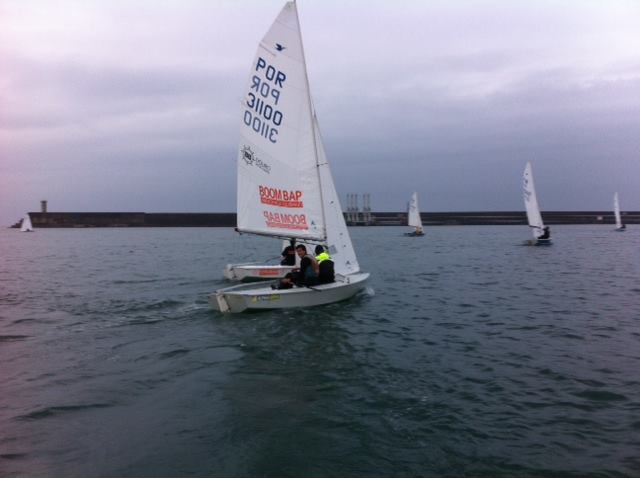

[1,226,639,477]
[17,403,114,421]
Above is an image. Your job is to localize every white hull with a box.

[210,272,369,313]
[223,263,295,282]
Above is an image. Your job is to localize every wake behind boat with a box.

[210,1,368,313]
[404,191,424,236]
[522,162,551,246]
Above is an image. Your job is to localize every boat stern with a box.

[209,290,251,313]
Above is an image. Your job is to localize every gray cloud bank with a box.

[1,0,639,225]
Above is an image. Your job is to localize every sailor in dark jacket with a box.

[315,245,335,284]
[280,239,296,265]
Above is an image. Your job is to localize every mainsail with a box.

[408,192,422,229]
[236,2,324,242]
[614,192,622,229]
[522,162,545,239]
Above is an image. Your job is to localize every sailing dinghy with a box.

[404,192,424,236]
[223,239,297,281]
[223,239,316,281]
[613,192,626,231]
[20,214,34,232]
[522,162,551,245]
[210,1,368,312]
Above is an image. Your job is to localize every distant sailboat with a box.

[404,192,424,236]
[522,162,551,245]
[210,1,368,313]
[20,214,34,232]
[613,192,626,231]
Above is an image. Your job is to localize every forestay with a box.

[236,2,325,242]
[408,192,422,229]
[522,162,545,239]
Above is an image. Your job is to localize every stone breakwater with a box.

[9,211,640,228]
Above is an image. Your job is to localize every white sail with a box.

[407,192,422,229]
[314,115,360,275]
[522,162,545,239]
[236,2,324,242]
[614,192,622,229]
[20,213,33,232]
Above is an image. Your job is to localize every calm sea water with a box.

[1,226,639,477]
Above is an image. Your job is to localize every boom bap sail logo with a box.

[241,146,271,174]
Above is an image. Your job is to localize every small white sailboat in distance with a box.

[614,192,626,231]
[522,162,551,245]
[405,192,424,236]
[210,1,368,313]
[20,213,34,232]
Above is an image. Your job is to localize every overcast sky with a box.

[1,0,639,225]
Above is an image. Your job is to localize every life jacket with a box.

[315,251,331,263]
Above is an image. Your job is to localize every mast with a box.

[293,2,327,243]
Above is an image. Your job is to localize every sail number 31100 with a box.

[243,57,287,144]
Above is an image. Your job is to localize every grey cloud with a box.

[1,54,239,131]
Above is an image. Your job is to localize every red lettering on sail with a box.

[263,211,308,230]
[259,185,303,208]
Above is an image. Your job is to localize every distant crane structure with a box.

[346,193,373,225]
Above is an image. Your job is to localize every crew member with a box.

[280,238,296,265]
[315,245,335,284]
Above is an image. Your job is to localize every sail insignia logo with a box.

[241,146,271,174]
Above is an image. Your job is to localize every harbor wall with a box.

[10,211,640,228]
